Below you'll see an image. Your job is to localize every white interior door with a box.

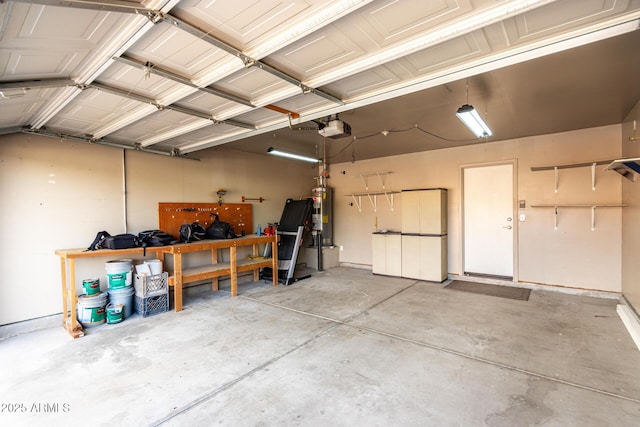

[463,164,514,279]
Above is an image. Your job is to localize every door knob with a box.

[503,225,512,229]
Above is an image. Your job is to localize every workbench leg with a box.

[230,245,238,296]
[59,257,68,328]
[174,253,183,311]
[211,248,219,292]
[69,259,77,332]
[67,259,84,338]
[271,238,278,287]
[252,244,259,281]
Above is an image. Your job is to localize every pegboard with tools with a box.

[158,203,253,239]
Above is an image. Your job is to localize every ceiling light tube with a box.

[456,104,492,138]
[267,147,320,163]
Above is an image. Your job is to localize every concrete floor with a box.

[1,267,639,426]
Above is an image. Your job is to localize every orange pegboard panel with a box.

[158,203,253,239]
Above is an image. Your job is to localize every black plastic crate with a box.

[135,294,169,317]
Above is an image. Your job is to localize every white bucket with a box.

[107,286,135,319]
[145,259,163,275]
[77,292,108,327]
[105,259,133,289]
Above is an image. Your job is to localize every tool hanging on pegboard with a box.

[242,196,264,203]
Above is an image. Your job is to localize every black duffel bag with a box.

[205,213,237,239]
[179,222,207,243]
[102,233,138,250]
[138,230,177,255]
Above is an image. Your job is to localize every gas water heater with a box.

[311,186,333,247]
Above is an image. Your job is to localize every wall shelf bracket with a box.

[351,194,362,212]
[384,192,395,211]
[367,193,377,212]
[358,171,392,190]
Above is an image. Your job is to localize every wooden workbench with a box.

[159,234,278,312]
[54,246,164,339]
[55,234,278,338]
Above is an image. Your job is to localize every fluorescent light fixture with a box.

[456,104,492,138]
[267,147,320,163]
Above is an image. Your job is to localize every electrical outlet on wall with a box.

[340,245,344,251]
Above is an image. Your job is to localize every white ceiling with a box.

[1,0,639,163]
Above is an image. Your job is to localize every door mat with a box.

[445,280,531,301]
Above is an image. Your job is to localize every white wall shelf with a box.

[347,191,400,212]
[531,159,614,192]
[358,171,393,190]
[531,204,627,230]
[347,170,397,212]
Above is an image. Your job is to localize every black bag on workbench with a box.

[103,233,138,250]
[87,230,111,251]
[179,222,207,243]
[205,213,237,239]
[87,231,137,251]
[138,230,177,255]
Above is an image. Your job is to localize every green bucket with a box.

[106,303,124,324]
[82,278,100,296]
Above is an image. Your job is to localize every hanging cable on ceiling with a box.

[324,121,476,161]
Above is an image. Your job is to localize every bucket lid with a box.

[79,292,103,298]
[105,259,133,269]
[78,292,108,303]
[107,286,134,295]
[106,303,124,312]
